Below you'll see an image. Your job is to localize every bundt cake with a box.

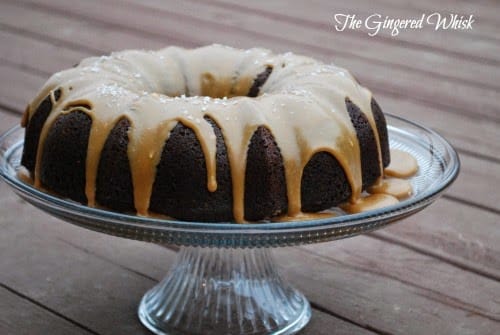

[20,45,412,223]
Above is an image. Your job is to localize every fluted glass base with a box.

[138,246,311,335]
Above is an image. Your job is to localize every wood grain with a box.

[300,237,500,320]
[277,247,500,335]
[0,29,92,74]
[0,65,43,112]
[0,111,20,132]
[375,198,500,279]
[0,286,94,335]
[214,0,500,41]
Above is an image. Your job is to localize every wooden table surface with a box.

[0,1,499,334]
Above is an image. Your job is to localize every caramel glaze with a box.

[22,45,417,223]
[345,149,417,213]
[367,177,412,200]
[385,149,418,178]
[272,210,337,222]
[340,194,399,214]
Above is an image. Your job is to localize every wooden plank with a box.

[0,29,93,74]
[0,110,20,133]
[300,236,500,320]
[447,153,500,211]
[3,150,500,322]
[339,57,499,122]
[206,0,500,52]
[304,309,376,335]
[376,95,500,160]
[8,0,192,48]
[0,286,94,335]
[0,2,163,53]
[0,64,44,113]
[374,198,500,280]
[276,246,500,335]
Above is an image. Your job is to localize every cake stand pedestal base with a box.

[138,246,311,335]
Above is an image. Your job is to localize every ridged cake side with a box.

[21,45,392,222]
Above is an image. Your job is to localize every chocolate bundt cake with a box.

[20,45,396,223]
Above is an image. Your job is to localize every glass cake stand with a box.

[0,114,459,335]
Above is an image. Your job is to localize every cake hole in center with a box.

[198,66,273,99]
[200,73,254,99]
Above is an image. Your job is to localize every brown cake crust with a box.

[345,97,382,189]
[301,152,352,212]
[371,98,391,168]
[21,89,61,172]
[244,126,288,221]
[149,117,234,222]
[39,111,91,203]
[95,118,135,211]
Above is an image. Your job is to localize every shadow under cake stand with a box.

[0,114,459,335]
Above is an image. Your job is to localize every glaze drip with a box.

[385,149,418,178]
